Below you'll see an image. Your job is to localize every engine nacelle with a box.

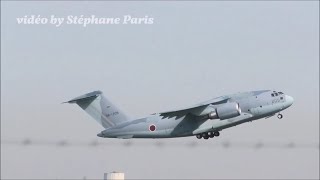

[207,102,241,120]
[216,102,241,120]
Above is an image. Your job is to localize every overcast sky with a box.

[1,1,319,179]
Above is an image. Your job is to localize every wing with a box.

[159,96,230,119]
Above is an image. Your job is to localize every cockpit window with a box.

[275,93,278,96]
[278,92,283,95]
[271,94,274,97]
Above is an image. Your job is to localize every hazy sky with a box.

[1,1,319,179]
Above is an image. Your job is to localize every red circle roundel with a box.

[149,124,156,132]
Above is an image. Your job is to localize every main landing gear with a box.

[277,113,283,119]
[196,131,220,140]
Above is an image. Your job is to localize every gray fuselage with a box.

[98,90,294,139]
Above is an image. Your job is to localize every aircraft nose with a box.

[285,95,294,107]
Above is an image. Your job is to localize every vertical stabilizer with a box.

[66,91,129,129]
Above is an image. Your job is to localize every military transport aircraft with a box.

[65,90,294,140]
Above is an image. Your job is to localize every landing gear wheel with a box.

[207,132,214,138]
[214,131,220,137]
[202,133,209,140]
[209,133,215,138]
[196,134,202,139]
[277,114,283,119]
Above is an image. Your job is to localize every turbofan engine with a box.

[207,102,241,120]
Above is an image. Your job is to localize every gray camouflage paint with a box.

[67,90,294,139]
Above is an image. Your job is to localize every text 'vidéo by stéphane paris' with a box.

[16,15,154,27]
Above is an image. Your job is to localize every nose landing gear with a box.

[277,113,283,119]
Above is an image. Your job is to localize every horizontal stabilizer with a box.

[64,91,102,104]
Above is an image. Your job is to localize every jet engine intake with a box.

[216,102,241,120]
[206,102,241,120]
